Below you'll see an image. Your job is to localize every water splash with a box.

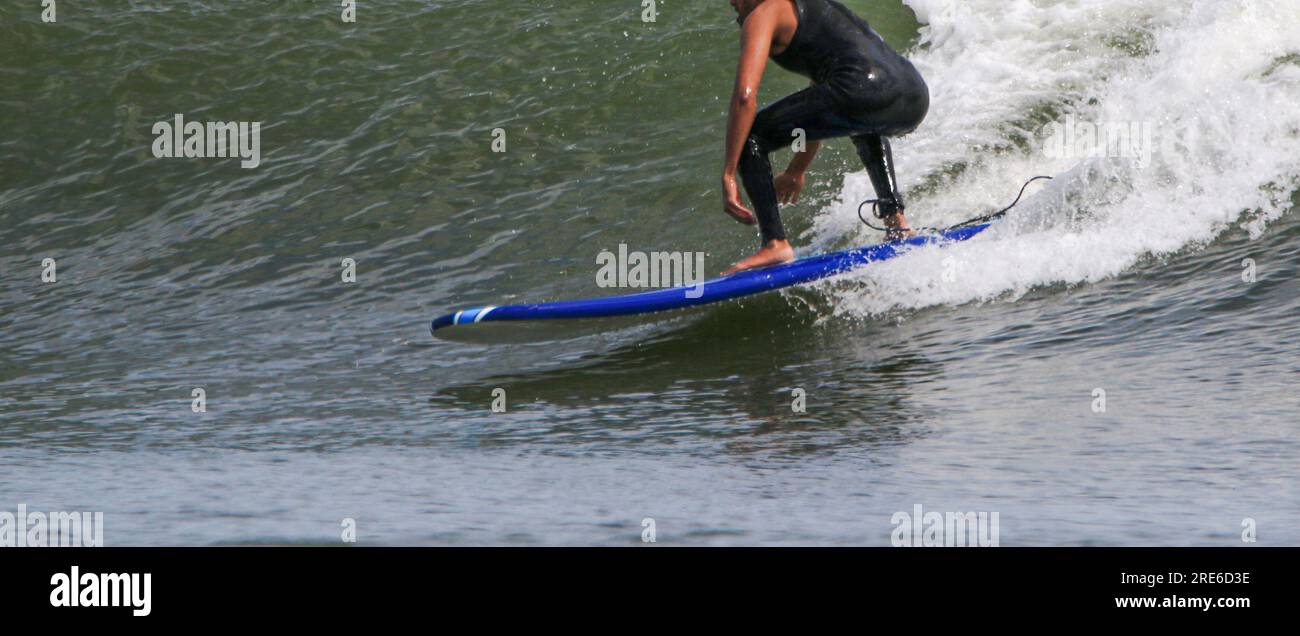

[809,0,1300,318]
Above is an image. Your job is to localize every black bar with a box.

[3,548,1289,620]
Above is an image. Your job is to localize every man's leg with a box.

[738,132,789,246]
[851,133,913,240]
[728,87,863,274]
[738,87,840,246]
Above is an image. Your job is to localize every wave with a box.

[808,0,1300,317]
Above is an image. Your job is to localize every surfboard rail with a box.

[431,223,991,336]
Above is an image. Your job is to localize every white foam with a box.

[809,0,1300,317]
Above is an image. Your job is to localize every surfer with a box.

[721,0,930,274]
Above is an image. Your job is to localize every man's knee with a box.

[748,107,790,152]
[738,133,772,172]
[850,132,879,155]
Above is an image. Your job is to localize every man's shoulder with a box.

[748,0,798,30]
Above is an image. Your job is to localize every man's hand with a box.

[774,170,805,204]
[722,174,757,225]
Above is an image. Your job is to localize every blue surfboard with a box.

[431,222,991,338]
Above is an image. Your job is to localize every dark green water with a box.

[2,0,1299,545]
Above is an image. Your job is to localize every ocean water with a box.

[2,0,1298,545]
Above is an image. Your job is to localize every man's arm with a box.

[722,11,775,182]
[786,140,821,173]
[771,80,821,204]
[772,138,818,204]
[719,8,779,223]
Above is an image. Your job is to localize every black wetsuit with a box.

[740,0,929,244]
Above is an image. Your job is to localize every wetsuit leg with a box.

[737,131,786,244]
[739,85,871,244]
[851,133,904,218]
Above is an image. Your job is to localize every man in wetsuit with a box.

[721,0,930,274]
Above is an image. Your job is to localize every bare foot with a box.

[884,211,916,242]
[722,240,795,275]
